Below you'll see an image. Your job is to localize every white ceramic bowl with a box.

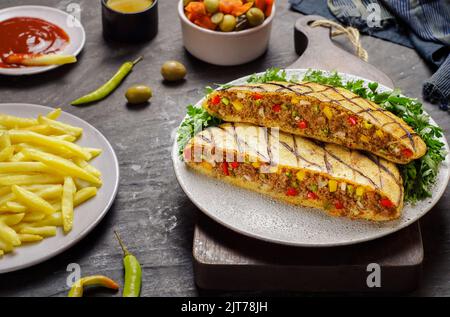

[178,0,275,66]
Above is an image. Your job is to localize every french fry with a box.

[0,186,10,196]
[84,148,102,159]
[20,226,57,237]
[18,234,44,243]
[0,162,54,174]
[74,187,97,207]
[52,135,77,142]
[46,108,62,120]
[0,132,11,149]
[22,124,60,135]
[5,53,77,66]
[22,213,46,222]
[35,185,63,200]
[62,177,76,233]
[0,146,14,162]
[8,130,91,160]
[33,212,63,227]
[0,222,21,246]
[10,152,26,162]
[0,239,13,253]
[0,202,27,213]
[72,158,102,178]
[0,174,63,186]
[12,185,56,215]
[22,148,101,185]
[38,116,83,137]
[0,213,25,226]
[0,115,37,129]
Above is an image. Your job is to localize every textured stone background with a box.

[0,0,448,296]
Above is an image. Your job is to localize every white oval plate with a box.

[0,5,86,76]
[173,69,450,247]
[0,104,119,273]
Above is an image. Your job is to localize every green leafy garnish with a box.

[177,105,222,157]
[247,67,288,83]
[303,69,446,203]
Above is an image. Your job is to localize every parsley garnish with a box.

[177,105,222,157]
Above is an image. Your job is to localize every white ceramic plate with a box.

[0,6,85,76]
[0,104,119,273]
[173,69,450,247]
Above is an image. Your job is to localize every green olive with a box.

[219,14,236,32]
[211,12,224,25]
[204,0,219,14]
[246,8,265,27]
[161,60,187,81]
[126,85,152,104]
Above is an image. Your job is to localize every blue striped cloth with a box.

[289,0,450,110]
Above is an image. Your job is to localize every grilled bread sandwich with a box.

[183,123,404,221]
[203,82,426,164]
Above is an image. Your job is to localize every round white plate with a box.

[173,69,450,247]
[0,104,119,273]
[0,5,86,76]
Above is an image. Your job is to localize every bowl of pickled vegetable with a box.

[178,0,275,65]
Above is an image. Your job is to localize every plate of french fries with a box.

[0,103,119,273]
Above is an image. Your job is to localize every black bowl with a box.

[101,0,158,42]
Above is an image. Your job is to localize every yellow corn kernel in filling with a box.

[356,186,365,197]
[200,161,213,171]
[291,97,300,104]
[296,170,306,181]
[360,135,369,143]
[363,121,373,129]
[252,162,261,168]
[232,100,243,111]
[323,106,333,120]
[328,179,337,192]
[375,130,384,138]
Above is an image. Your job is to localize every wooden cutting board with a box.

[193,15,423,293]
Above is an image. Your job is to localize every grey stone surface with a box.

[0,0,448,297]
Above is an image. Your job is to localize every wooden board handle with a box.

[289,15,394,88]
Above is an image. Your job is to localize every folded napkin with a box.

[289,0,450,110]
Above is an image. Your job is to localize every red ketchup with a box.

[0,17,70,68]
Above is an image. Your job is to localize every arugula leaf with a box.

[247,67,288,83]
[177,105,222,157]
[303,69,446,203]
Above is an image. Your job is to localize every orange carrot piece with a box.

[194,15,217,30]
[232,1,254,16]
[185,1,207,16]
[220,0,243,15]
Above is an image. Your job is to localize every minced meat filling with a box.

[208,91,411,163]
[197,160,396,218]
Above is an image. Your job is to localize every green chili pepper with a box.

[114,231,142,297]
[68,275,119,297]
[71,56,143,106]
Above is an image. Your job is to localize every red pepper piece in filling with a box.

[402,148,413,158]
[230,162,239,169]
[272,104,281,112]
[307,191,318,200]
[348,116,357,126]
[334,200,344,209]
[286,188,299,196]
[211,95,221,105]
[297,120,308,129]
[380,198,394,208]
[253,93,263,100]
[221,162,230,176]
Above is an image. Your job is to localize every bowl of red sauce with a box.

[0,5,85,75]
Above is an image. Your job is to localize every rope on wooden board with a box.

[310,19,369,62]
